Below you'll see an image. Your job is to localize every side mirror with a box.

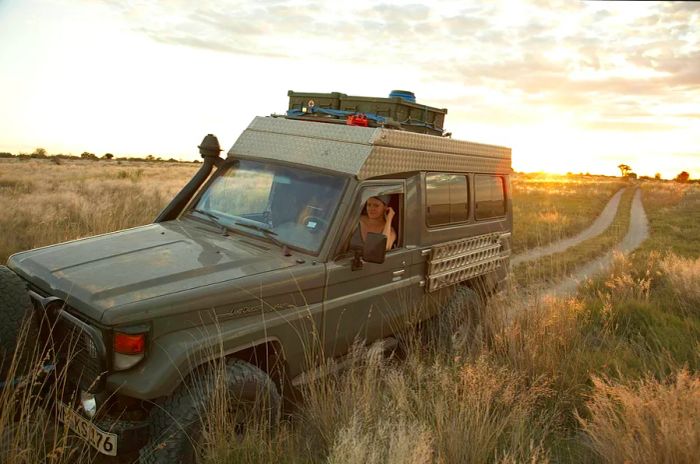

[348,230,387,270]
[362,232,387,264]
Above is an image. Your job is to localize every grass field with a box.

[511,173,625,254]
[0,160,698,463]
[513,186,635,286]
[0,159,197,264]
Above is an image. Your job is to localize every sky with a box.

[0,0,698,179]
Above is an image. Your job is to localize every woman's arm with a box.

[383,207,396,250]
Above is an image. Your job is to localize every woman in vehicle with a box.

[359,195,396,251]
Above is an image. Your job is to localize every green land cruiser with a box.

[0,91,512,462]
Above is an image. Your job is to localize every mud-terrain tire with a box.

[417,286,484,352]
[0,265,38,380]
[138,359,281,464]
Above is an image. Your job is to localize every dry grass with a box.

[513,187,635,286]
[0,159,197,264]
[1,165,699,463]
[579,370,700,464]
[0,319,95,464]
[511,173,625,254]
[660,254,700,315]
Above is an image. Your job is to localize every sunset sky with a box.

[0,0,698,179]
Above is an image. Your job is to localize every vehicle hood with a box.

[8,220,300,322]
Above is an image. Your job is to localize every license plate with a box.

[56,402,118,456]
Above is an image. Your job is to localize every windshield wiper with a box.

[233,221,289,252]
[191,209,232,236]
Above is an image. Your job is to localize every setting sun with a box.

[0,0,698,180]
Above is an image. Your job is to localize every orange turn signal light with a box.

[113,332,145,355]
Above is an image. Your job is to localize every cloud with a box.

[97,0,700,134]
[583,120,680,132]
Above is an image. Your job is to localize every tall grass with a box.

[580,370,700,464]
[0,318,95,464]
[660,254,700,315]
[1,165,698,463]
[512,173,625,254]
[0,160,196,263]
[513,187,635,287]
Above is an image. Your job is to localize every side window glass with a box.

[426,173,468,226]
[475,175,506,220]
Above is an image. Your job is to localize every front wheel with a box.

[0,265,38,380]
[138,359,281,464]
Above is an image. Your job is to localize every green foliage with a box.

[30,148,47,158]
[617,164,631,177]
[675,171,691,183]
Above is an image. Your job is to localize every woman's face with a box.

[366,197,386,220]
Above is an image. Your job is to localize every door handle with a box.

[393,269,405,276]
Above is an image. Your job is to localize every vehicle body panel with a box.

[8,220,302,324]
[5,116,513,443]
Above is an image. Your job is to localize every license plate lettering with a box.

[56,402,118,456]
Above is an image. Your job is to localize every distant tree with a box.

[617,164,632,177]
[145,154,156,161]
[31,147,48,158]
[80,152,98,160]
[675,171,690,183]
[0,152,13,158]
[102,153,114,160]
[627,172,638,179]
[654,173,662,180]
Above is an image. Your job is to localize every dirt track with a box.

[511,187,626,266]
[545,188,649,297]
[511,189,649,297]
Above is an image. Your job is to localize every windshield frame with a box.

[184,157,350,256]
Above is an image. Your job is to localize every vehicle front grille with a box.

[27,291,108,394]
[52,311,106,392]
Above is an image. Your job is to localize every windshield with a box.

[192,160,346,253]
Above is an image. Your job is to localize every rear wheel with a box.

[413,285,484,355]
[0,266,38,380]
[138,359,281,464]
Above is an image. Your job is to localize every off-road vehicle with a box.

[0,90,512,462]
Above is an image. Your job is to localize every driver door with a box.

[322,181,419,359]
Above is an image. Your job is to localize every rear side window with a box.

[426,173,469,226]
[475,175,506,220]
